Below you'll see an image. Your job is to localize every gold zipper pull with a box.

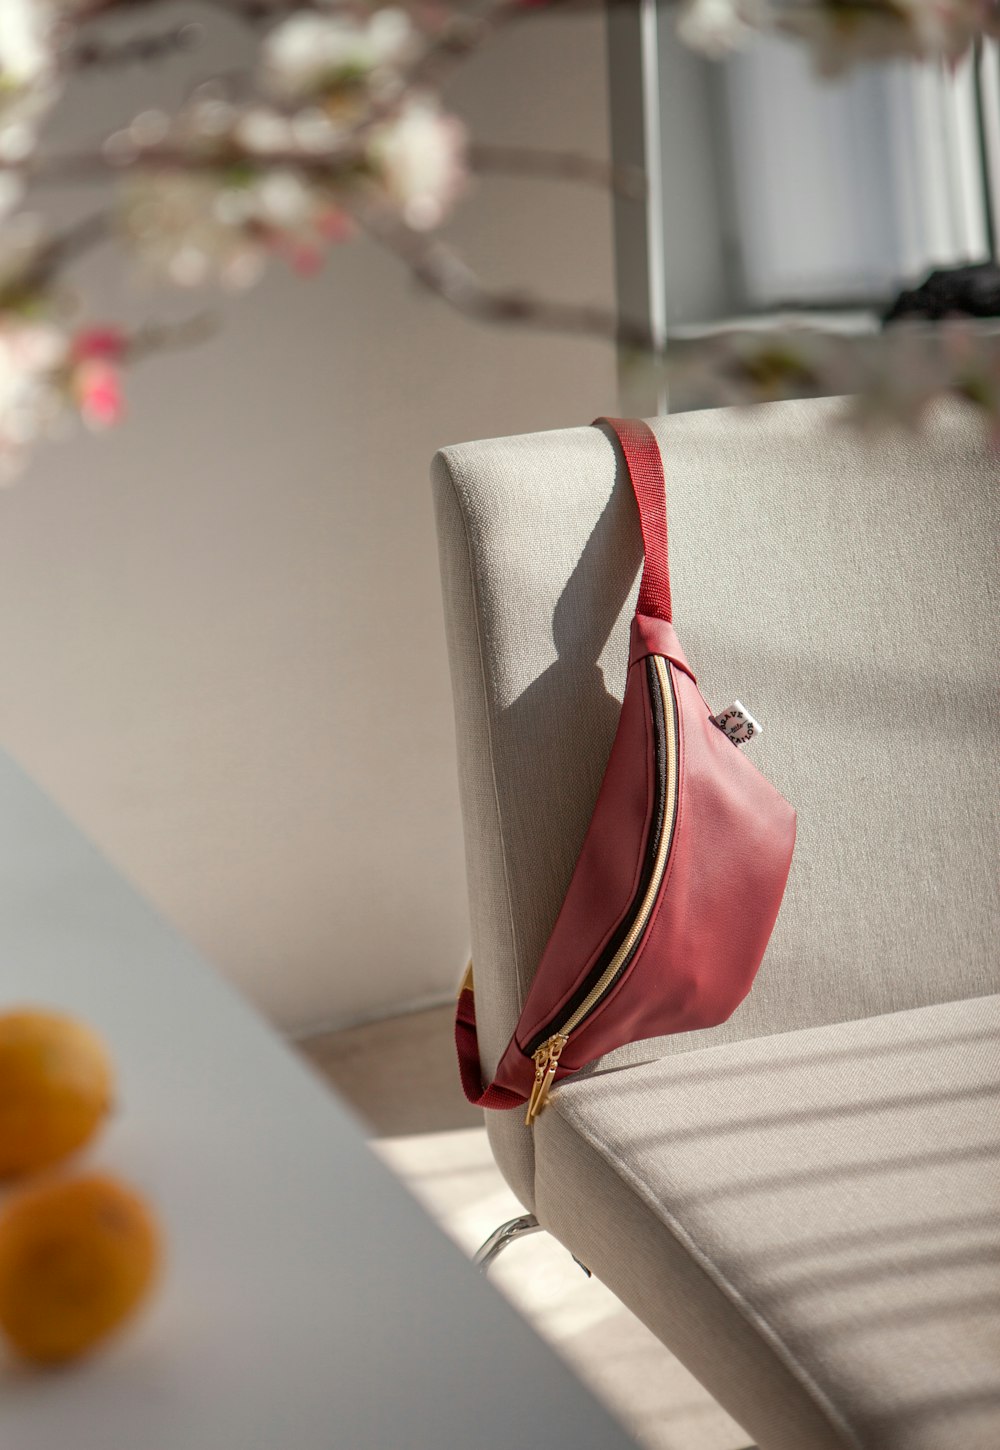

[525,1048,548,1126]
[524,1034,568,1127]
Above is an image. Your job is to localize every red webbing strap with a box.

[595,416,672,623]
[455,976,525,1111]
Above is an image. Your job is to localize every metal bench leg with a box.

[474,1214,542,1272]
[474,1214,592,1278]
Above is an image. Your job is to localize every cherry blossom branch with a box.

[7,140,640,200]
[0,0,991,478]
[322,0,536,150]
[122,312,220,362]
[70,22,205,69]
[350,200,1000,440]
[350,200,664,353]
[0,213,114,309]
[380,0,654,104]
[60,0,1000,88]
[468,143,646,199]
[68,0,300,20]
[42,212,113,271]
[183,0,339,21]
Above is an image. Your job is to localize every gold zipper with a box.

[525,655,678,1126]
[525,1034,568,1124]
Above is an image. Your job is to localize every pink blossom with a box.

[317,208,355,244]
[268,232,326,275]
[71,326,127,363]
[74,358,123,430]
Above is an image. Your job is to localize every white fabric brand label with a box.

[711,701,762,746]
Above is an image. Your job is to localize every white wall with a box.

[0,6,615,1034]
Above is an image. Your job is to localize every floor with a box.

[299,1004,753,1450]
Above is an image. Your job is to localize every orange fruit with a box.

[0,1172,161,1364]
[0,1009,114,1177]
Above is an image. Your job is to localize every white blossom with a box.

[664,325,851,409]
[678,0,768,57]
[659,321,1000,440]
[121,173,267,289]
[776,0,988,76]
[262,8,416,103]
[121,167,347,289]
[0,319,69,478]
[0,0,58,154]
[848,320,1000,433]
[369,97,467,230]
[0,312,129,476]
[672,0,996,71]
[0,0,50,88]
[236,107,296,157]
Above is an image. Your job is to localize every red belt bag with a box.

[456,417,796,1126]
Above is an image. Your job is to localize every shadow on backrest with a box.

[493,446,641,1008]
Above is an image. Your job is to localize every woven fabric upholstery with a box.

[431,397,998,1209]
[537,994,1000,1450]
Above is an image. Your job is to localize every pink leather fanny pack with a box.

[456,417,796,1125]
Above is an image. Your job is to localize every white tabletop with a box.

[0,754,637,1450]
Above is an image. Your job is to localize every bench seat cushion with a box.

[536,994,1000,1450]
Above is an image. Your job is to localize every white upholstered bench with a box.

[432,398,999,1450]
